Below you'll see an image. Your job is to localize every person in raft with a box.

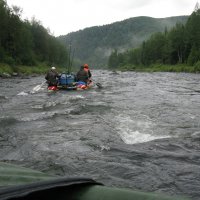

[45,66,59,87]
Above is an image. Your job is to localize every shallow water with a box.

[0,70,200,199]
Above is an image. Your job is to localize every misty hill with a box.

[58,16,188,68]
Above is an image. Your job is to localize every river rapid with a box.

[0,70,200,199]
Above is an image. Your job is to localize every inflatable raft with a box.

[47,73,97,92]
[0,162,189,200]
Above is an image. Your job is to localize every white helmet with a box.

[51,67,56,70]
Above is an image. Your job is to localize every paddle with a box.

[31,81,46,93]
[96,82,103,89]
[91,79,103,89]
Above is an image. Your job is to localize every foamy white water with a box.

[115,114,169,144]
[17,91,29,96]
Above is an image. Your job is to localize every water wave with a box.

[0,95,7,100]
[19,111,71,122]
[69,104,111,115]
[17,91,29,96]
[69,95,85,100]
[115,114,169,144]
[0,95,8,103]
[0,117,19,126]
[1,72,200,199]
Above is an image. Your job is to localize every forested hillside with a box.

[108,7,200,72]
[58,16,188,68]
[0,0,68,70]
[0,0,192,73]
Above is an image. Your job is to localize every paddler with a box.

[45,66,59,87]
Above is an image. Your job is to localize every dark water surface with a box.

[0,70,200,199]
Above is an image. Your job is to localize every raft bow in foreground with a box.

[0,162,189,200]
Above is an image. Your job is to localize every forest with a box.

[108,5,200,72]
[0,0,68,75]
[59,16,188,68]
[1,0,199,74]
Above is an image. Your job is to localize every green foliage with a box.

[194,61,200,72]
[0,63,53,75]
[0,0,69,69]
[141,32,168,65]
[107,8,200,73]
[0,63,13,75]
[138,64,196,73]
[168,23,186,64]
[16,65,49,75]
[58,16,188,68]
[187,46,200,65]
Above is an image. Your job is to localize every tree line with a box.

[0,0,68,68]
[58,16,188,68]
[108,7,200,71]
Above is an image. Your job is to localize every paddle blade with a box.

[96,83,103,89]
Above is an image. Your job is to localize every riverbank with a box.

[0,63,74,78]
[0,63,48,78]
[118,63,200,73]
[1,63,200,78]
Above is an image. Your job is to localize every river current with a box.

[0,70,200,199]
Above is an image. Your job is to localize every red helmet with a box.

[84,64,89,68]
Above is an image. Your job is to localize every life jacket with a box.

[76,69,88,83]
[48,86,58,91]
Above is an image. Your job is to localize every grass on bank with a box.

[118,62,200,73]
[0,63,73,76]
[1,62,200,76]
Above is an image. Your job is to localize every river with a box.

[0,70,200,199]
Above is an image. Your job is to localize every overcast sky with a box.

[6,0,198,36]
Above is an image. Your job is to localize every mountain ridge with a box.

[58,15,188,68]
